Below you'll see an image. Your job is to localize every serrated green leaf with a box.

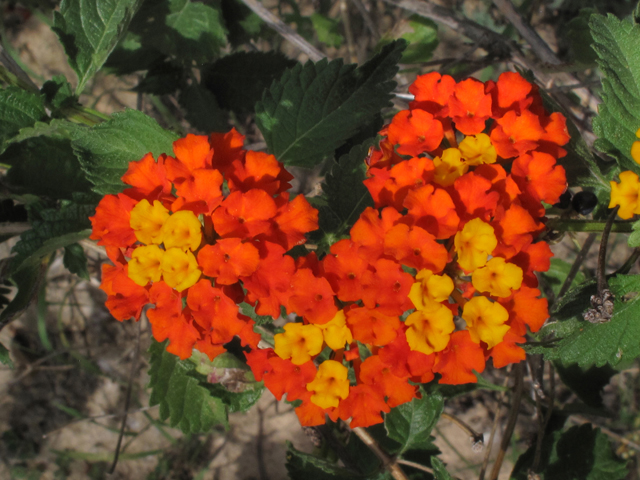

[0,343,14,369]
[70,109,179,195]
[148,340,228,433]
[179,83,228,133]
[202,52,295,114]
[104,32,166,75]
[315,139,375,250]
[511,424,627,480]
[0,87,47,153]
[534,275,640,368]
[63,243,90,280]
[629,218,640,246]
[384,391,443,454]
[255,40,406,167]
[285,442,365,480]
[6,119,79,146]
[431,457,453,480]
[1,136,92,199]
[567,9,598,65]
[310,13,343,48]
[53,0,143,94]
[590,14,640,172]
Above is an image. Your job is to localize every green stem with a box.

[547,218,634,233]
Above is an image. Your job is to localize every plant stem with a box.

[546,218,634,233]
[352,426,408,480]
[556,233,597,301]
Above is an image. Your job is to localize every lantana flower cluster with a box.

[90,130,318,360]
[246,71,570,428]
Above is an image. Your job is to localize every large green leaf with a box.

[53,0,143,94]
[1,136,92,199]
[554,362,617,409]
[0,87,46,153]
[285,443,372,480]
[202,51,296,113]
[590,14,640,173]
[178,83,228,133]
[431,457,453,480]
[313,139,375,251]
[71,109,179,195]
[511,424,627,480]
[148,340,228,433]
[528,275,640,368]
[384,391,443,454]
[255,40,406,167]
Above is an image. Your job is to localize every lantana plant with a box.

[2,1,640,478]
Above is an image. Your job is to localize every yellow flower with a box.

[408,269,454,310]
[161,248,201,291]
[162,210,203,251]
[405,301,455,355]
[433,148,469,187]
[307,360,350,409]
[631,127,640,165]
[274,323,324,365]
[128,245,164,286]
[462,296,510,349]
[316,310,353,351]
[454,218,497,272]
[459,133,497,166]
[130,199,170,245]
[472,257,523,298]
[609,170,640,219]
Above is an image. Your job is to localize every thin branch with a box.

[352,426,408,480]
[396,459,433,475]
[569,415,640,453]
[239,0,325,61]
[556,233,597,301]
[108,321,141,474]
[531,362,555,474]
[597,207,619,295]
[488,363,524,480]
[441,412,484,448]
[491,0,561,66]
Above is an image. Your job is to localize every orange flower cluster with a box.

[246,71,569,428]
[90,131,318,360]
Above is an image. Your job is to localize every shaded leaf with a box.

[148,340,228,433]
[0,343,13,369]
[1,136,92,199]
[255,40,406,167]
[202,51,295,113]
[0,261,45,325]
[384,391,443,454]
[71,109,179,195]
[0,87,46,153]
[104,32,166,74]
[53,0,143,94]
[286,442,366,480]
[554,362,617,409]
[40,75,77,112]
[63,243,90,281]
[590,14,640,172]
[134,60,184,95]
[431,457,453,480]
[530,275,640,368]
[220,0,264,47]
[567,9,598,65]
[178,83,228,133]
[511,424,627,480]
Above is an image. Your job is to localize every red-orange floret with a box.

[511,151,567,206]
[359,355,417,408]
[262,356,317,402]
[121,152,172,197]
[346,306,400,346]
[498,286,548,335]
[387,109,444,156]
[89,193,138,247]
[198,238,260,284]
[212,189,277,238]
[338,384,390,428]
[350,207,402,260]
[383,223,448,272]
[490,110,544,159]
[450,172,500,223]
[448,78,492,135]
[287,268,337,325]
[403,185,460,239]
[432,330,485,385]
[268,193,319,250]
[408,72,456,117]
[360,258,414,315]
[101,259,149,321]
[322,239,368,303]
[227,150,293,195]
[490,71,533,116]
[489,330,526,368]
[209,128,245,174]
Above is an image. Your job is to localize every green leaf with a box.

[629,218,640,247]
[590,14,640,172]
[148,340,228,433]
[134,60,184,95]
[239,301,275,325]
[0,343,14,369]
[104,32,166,74]
[0,261,45,326]
[310,13,343,48]
[554,362,617,409]
[10,197,96,274]
[70,109,179,195]
[202,52,296,114]
[384,391,443,454]
[0,87,46,153]
[314,139,375,251]
[53,0,143,94]
[567,9,598,65]
[5,119,82,146]
[131,0,227,64]
[510,424,627,480]
[399,16,439,64]
[178,83,228,133]
[1,136,92,199]
[220,0,265,47]
[41,75,77,112]
[431,457,453,480]
[63,243,90,280]
[285,442,365,480]
[532,275,640,368]
[255,40,406,167]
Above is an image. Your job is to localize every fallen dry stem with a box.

[352,426,408,480]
